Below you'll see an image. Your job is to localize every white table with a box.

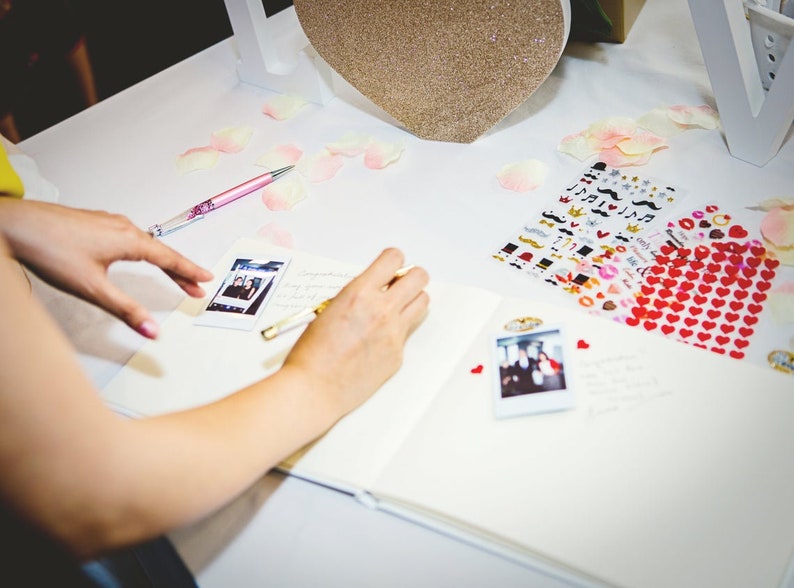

[19,0,794,585]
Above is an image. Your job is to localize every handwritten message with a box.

[577,351,673,420]
[270,268,357,312]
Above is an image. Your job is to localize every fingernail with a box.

[138,320,159,339]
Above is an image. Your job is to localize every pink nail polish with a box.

[138,320,159,339]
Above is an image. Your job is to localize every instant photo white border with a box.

[194,254,291,331]
[492,323,575,419]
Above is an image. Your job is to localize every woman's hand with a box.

[0,199,213,338]
[282,247,430,418]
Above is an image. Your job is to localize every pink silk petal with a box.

[261,177,307,210]
[364,140,404,169]
[598,145,653,167]
[210,126,253,153]
[262,94,308,120]
[614,131,668,155]
[496,160,548,192]
[175,146,220,174]
[557,132,599,160]
[326,132,373,156]
[767,244,794,266]
[637,107,687,137]
[750,198,794,212]
[255,144,304,170]
[297,151,344,182]
[586,117,637,148]
[667,104,720,129]
[761,206,794,248]
[768,282,794,322]
[256,222,295,248]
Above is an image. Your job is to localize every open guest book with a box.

[101,238,794,588]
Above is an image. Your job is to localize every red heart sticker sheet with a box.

[627,239,778,360]
[581,204,781,364]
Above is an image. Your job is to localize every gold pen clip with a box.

[261,298,332,341]
[261,265,414,342]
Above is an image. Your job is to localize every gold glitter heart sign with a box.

[294,0,570,143]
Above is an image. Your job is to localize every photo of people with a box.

[208,267,270,315]
[495,328,567,398]
[195,255,291,330]
[492,324,574,419]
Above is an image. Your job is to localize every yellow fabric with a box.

[0,141,24,198]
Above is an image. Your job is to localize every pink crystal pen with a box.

[148,165,294,237]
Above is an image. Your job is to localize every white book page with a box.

[101,240,358,418]
[281,279,502,490]
[100,239,501,491]
[371,297,794,588]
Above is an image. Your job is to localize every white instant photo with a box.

[194,255,291,330]
[492,323,574,418]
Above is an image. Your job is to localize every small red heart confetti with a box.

[577,339,590,349]
[470,364,483,374]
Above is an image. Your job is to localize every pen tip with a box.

[270,165,295,180]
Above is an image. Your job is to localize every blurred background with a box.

[0,0,291,142]
[1,0,611,143]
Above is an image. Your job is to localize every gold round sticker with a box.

[768,350,794,375]
[504,316,543,332]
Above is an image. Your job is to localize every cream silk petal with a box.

[638,105,720,137]
[637,107,687,137]
[326,132,373,156]
[210,126,253,153]
[363,140,404,169]
[768,282,794,323]
[614,132,668,156]
[262,94,308,120]
[261,177,307,210]
[667,104,720,129]
[598,145,653,167]
[256,222,295,247]
[586,117,637,148]
[496,160,548,192]
[749,197,794,212]
[297,151,344,182]
[761,206,794,248]
[255,144,304,169]
[175,146,220,174]
[557,132,599,160]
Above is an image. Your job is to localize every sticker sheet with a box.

[621,206,778,360]
[493,161,685,302]
[493,161,781,363]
